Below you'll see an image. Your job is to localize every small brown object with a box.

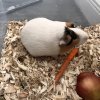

[55,48,79,84]
[18,91,29,99]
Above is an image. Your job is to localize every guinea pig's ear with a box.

[66,21,75,28]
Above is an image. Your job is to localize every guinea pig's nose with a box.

[78,32,88,45]
[83,33,88,40]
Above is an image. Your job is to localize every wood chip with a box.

[4,85,17,94]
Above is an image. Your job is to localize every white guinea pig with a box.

[21,18,88,56]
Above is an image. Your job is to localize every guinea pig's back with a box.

[21,18,65,56]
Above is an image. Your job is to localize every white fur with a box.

[21,18,65,56]
[21,18,88,56]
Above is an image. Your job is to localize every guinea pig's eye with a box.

[65,27,78,40]
[66,35,72,43]
[63,35,72,45]
[64,27,79,45]
[69,30,78,40]
[66,36,73,45]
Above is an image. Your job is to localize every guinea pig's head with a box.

[69,28,88,45]
[59,27,88,53]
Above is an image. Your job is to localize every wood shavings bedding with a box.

[0,21,100,100]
